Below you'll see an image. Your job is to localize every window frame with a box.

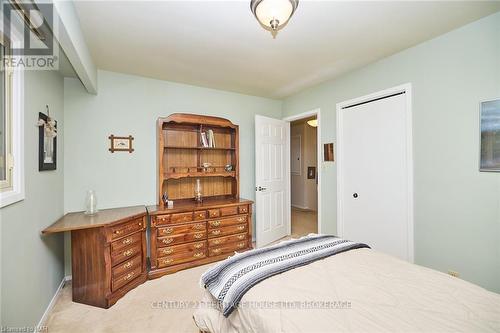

[0,24,24,208]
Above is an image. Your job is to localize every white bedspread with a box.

[193,248,500,332]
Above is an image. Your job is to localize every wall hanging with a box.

[37,105,57,171]
[480,98,500,171]
[108,135,134,153]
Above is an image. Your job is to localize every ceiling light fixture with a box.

[307,119,318,127]
[250,0,299,38]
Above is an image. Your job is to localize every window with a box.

[0,29,24,208]
[0,38,13,192]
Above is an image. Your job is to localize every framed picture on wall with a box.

[38,112,57,171]
[480,99,500,171]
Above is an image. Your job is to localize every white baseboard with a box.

[36,275,70,330]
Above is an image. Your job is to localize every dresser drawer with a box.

[171,212,194,224]
[157,222,206,237]
[156,241,206,258]
[111,232,142,253]
[208,223,247,238]
[209,241,248,257]
[220,206,238,217]
[208,233,247,247]
[154,214,171,226]
[111,265,142,292]
[110,218,144,240]
[111,243,142,265]
[157,231,206,247]
[194,210,207,220]
[238,205,249,214]
[157,250,206,268]
[208,215,247,229]
[112,254,141,279]
[208,209,220,218]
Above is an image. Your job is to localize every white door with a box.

[255,115,290,247]
[338,88,413,261]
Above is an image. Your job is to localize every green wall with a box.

[0,70,65,326]
[283,12,500,292]
[63,70,282,273]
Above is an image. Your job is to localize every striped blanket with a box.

[200,234,370,317]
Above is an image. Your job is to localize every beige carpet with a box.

[46,210,317,332]
[291,207,317,238]
[45,264,214,333]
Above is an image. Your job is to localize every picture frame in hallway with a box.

[480,98,500,171]
[307,166,316,179]
[324,143,334,162]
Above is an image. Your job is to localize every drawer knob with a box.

[237,235,245,240]
[198,213,205,218]
[194,243,204,249]
[164,227,174,234]
[193,223,204,230]
[237,225,245,231]
[162,258,174,264]
[163,248,173,255]
[194,233,204,239]
[114,230,123,235]
[193,252,204,258]
[237,217,245,222]
[162,238,174,244]
[123,261,132,269]
[237,242,246,248]
[210,221,221,227]
[123,249,133,257]
[212,239,222,245]
[212,248,222,254]
[124,272,135,281]
[211,230,221,235]
[122,238,132,245]
[138,222,142,227]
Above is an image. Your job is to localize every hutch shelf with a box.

[149,113,253,279]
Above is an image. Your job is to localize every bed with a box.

[193,236,500,332]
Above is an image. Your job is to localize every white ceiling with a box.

[74,1,500,99]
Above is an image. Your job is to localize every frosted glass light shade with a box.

[251,0,298,33]
[307,119,318,127]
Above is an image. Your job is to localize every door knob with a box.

[353,193,358,198]
[256,186,267,192]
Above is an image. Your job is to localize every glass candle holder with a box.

[194,179,203,203]
[85,190,98,215]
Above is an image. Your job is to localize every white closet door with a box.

[339,92,412,261]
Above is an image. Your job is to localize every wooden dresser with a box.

[150,113,253,279]
[148,198,253,279]
[42,206,148,308]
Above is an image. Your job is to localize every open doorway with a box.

[284,110,321,237]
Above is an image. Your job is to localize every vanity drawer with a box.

[156,241,206,258]
[157,222,206,237]
[208,209,220,218]
[238,205,249,214]
[157,231,206,247]
[110,218,144,240]
[208,223,247,238]
[194,210,207,220]
[220,206,238,217]
[112,265,142,292]
[154,214,171,226]
[111,243,142,265]
[111,232,142,253]
[209,241,248,257]
[208,233,247,247]
[208,215,247,229]
[157,250,206,268]
[171,212,194,224]
[112,255,141,279]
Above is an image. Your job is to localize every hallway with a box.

[291,207,318,238]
